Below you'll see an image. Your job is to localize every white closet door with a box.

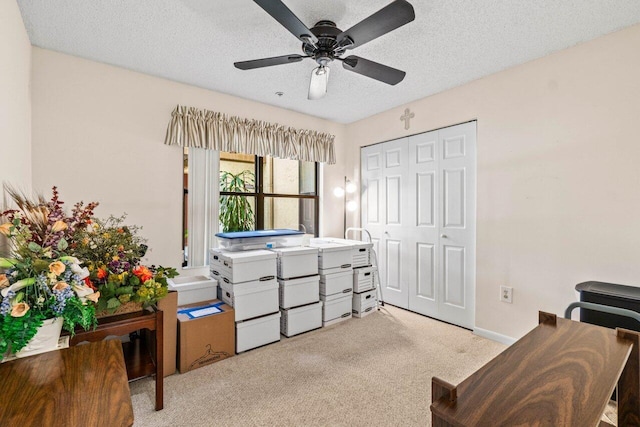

[379,138,410,308]
[361,143,383,284]
[437,122,476,328]
[407,130,439,317]
[361,121,476,329]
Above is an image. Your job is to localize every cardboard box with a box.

[177,299,235,373]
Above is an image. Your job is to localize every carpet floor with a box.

[130,305,505,426]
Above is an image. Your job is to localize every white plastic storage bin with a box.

[320,271,353,296]
[236,312,281,353]
[269,246,318,279]
[216,229,304,251]
[280,301,323,337]
[353,289,377,318]
[167,276,218,306]
[353,266,376,293]
[209,248,276,284]
[320,292,352,324]
[323,313,352,327]
[279,275,320,309]
[311,238,373,268]
[220,278,279,322]
[309,242,354,272]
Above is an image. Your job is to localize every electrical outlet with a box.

[500,286,513,303]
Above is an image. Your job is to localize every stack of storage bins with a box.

[310,241,354,326]
[347,240,378,318]
[270,247,322,337]
[209,248,281,353]
[312,238,378,318]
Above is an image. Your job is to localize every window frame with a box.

[218,155,320,234]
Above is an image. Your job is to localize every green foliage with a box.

[219,170,255,232]
[61,297,97,334]
[0,310,45,356]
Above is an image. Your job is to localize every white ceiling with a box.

[16,0,640,124]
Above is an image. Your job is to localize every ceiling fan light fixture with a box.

[308,65,330,100]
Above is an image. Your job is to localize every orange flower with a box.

[133,266,153,283]
[84,277,97,290]
[97,268,107,280]
[52,281,69,291]
[51,220,68,233]
[117,228,124,233]
[11,302,30,317]
[0,274,9,289]
[85,291,100,303]
[0,223,11,236]
[49,261,66,276]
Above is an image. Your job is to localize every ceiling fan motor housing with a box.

[303,20,345,65]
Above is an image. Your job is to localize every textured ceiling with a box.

[16,0,640,123]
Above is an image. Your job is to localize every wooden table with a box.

[68,307,164,410]
[0,340,134,427]
[431,312,640,426]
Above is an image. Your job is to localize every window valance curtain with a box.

[164,105,336,164]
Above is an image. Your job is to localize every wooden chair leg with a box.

[431,377,457,427]
[617,328,640,426]
[155,309,164,411]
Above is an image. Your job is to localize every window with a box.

[219,153,319,234]
[183,149,319,267]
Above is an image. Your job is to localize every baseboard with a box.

[473,327,516,346]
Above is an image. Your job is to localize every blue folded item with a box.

[215,229,303,239]
[178,301,225,319]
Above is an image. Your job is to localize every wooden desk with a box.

[68,307,164,410]
[431,312,640,426]
[0,340,133,427]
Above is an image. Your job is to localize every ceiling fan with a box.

[234,0,415,100]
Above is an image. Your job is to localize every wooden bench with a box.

[431,311,640,426]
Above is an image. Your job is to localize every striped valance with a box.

[164,105,336,164]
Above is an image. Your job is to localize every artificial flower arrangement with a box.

[0,186,99,359]
[71,214,178,314]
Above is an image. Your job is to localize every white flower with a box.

[71,283,94,297]
[70,264,90,280]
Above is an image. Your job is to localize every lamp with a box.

[333,176,358,237]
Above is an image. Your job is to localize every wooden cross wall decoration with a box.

[400,108,414,130]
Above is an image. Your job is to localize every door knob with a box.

[441,234,447,238]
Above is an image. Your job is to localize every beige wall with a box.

[31,48,347,271]
[0,0,31,196]
[345,24,640,340]
[27,20,640,340]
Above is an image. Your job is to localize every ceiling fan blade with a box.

[308,66,330,100]
[234,54,305,70]
[342,56,406,85]
[336,0,415,50]
[253,0,318,44]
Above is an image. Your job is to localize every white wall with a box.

[346,24,640,340]
[31,48,347,271]
[0,0,31,196]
